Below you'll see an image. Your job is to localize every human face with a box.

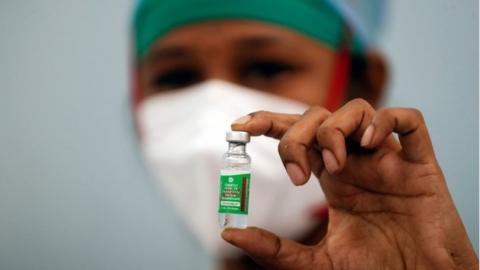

[138,20,338,106]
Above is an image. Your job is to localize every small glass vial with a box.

[218,131,251,228]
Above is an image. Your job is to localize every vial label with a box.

[218,170,250,215]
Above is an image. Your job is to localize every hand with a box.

[222,99,478,269]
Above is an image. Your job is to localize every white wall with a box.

[379,0,478,252]
[0,1,212,269]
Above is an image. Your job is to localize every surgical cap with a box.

[133,0,386,58]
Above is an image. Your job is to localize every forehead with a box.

[144,20,333,61]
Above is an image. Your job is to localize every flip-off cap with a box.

[226,131,250,143]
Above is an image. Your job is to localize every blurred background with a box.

[0,0,477,269]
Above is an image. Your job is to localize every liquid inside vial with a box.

[218,132,251,228]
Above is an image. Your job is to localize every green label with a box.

[218,172,250,215]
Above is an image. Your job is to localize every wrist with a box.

[423,245,478,270]
[416,219,478,270]
[412,184,478,269]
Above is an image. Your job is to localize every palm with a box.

[317,138,438,214]
[305,140,436,269]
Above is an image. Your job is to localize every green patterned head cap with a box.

[133,0,376,58]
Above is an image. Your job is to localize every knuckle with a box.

[348,98,371,109]
[304,105,330,116]
[316,126,343,143]
[249,110,277,123]
[376,107,389,115]
[249,110,271,119]
[315,126,331,139]
[376,108,394,119]
[406,108,424,122]
[277,138,299,156]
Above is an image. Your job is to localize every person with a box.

[131,0,478,269]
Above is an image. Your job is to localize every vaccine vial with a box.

[218,131,251,228]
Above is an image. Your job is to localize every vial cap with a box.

[226,131,250,143]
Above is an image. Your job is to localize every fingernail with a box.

[286,163,306,185]
[232,115,251,125]
[322,149,339,174]
[360,125,375,147]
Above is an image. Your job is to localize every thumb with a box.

[221,227,315,270]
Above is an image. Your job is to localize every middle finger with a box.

[278,106,331,185]
[316,98,376,173]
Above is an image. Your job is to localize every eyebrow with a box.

[235,35,288,50]
[145,35,289,64]
[146,45,193,64]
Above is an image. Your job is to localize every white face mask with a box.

[137,80,326,258]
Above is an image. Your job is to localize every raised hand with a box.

[222,99,478,270]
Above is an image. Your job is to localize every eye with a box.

[149,67,202,91]
[242,60,294,81]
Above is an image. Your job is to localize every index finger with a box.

[231,111,302,139]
